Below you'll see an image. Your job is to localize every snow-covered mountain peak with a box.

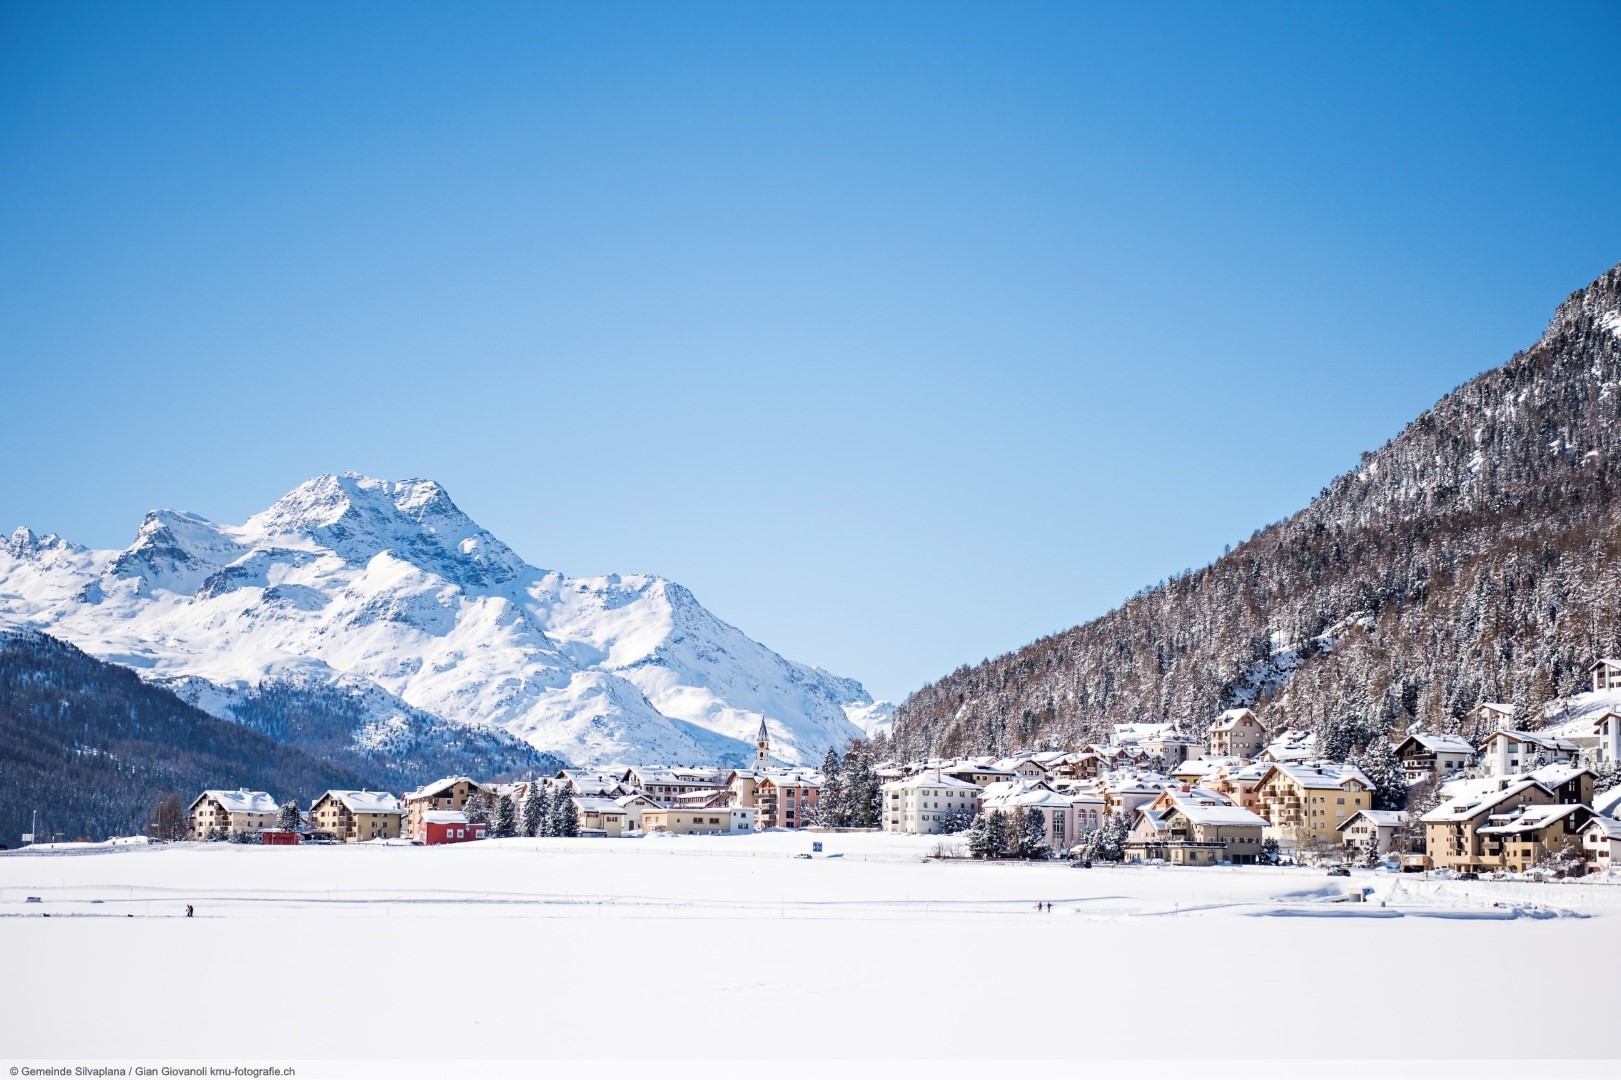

[243,473,529,589]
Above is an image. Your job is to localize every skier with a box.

[185,904,194,918]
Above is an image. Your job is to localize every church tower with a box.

[754,716,771,772]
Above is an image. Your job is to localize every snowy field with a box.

[3,831,1619,1062]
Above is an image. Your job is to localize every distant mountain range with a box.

[0,474,889,772]
[893,260,1621,760]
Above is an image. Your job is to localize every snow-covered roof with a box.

[323,790,404,815]
[614,793,656,808]
[1476,804,1587,836]
[194,789,278,814]
[573,797,628,815]
[1209,708,1261,732]
[1339,809,1408,831]
[1596,788,1621,819]
[1480,730,1580,752]
[420,810,470,825]
[1422,779,1544,824]
[1263,762,1372,791]
[1170,803,1268,828]
[1584,816,1621,840]
[1590,658,1621,671]
[881,773,980,791]
[1403,732,1477,755]
[405,776,488,801]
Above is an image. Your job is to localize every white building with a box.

[881,773,981,835]
[1478,730,1581,776]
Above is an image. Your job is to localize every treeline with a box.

[894,262,1621,760]
[0,630,375,843]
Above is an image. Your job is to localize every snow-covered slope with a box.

[0,474,879,767]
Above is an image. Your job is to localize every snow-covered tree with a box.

[276,799,301,833]
[492,793,517,838]
[1092,811,1129,862]
[462,791,491,828]
[1350,737,1409,811]
[522,782,549,837]
[550,791,579,838]
[816,747,845,827]
[966,813,994,859]
[936,804,974,835]
[985,809,1010,858]
[1018,807,1051,860]
[1259,837,1281,865]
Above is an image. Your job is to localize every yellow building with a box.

[641,807,757,834]
[310,790,406,842]
[1253,763,1373,851]
[188,789,278,839]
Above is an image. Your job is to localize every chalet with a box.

[1256,730,1316,764]
[993,757,1051,782]
[1589,658,1621,693]
[1478,730,1580,776]
[573,796,631,837]
[403,776,496,838]
[1580,816,1621,873]
[554,771,628,798]
[1394,732,1478,784]
[641,807,757,835]
[188,789,278,840]
[1253,763,1373,851]
[1124,801,1267,865]
[881,773,981,835]
[418,809,486,845]
[309,790,406,842]
[613,793,658,833]
[1475,804,1592,873]
[1466,701,1517,732]
[622,766,728,806]
[1338,809,1409,855]
[943,761,1018,788]
[1421,778,1556,873]
[1207,709,1269,760]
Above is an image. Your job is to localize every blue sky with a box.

[3,2,1619,702]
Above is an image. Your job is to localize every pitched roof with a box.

[405,776,489,801]
[1476,804,1588,836]
[881,773,980,791]
[1210,708,1262,732]
[420,810,470,825]
[322,790,404,815]
[1263,762,1373,791]
[1402,732,1477,755]
[194,789,279,814]
[1170,803,1268,828]
[1422,779,1546,823]
[1338,809,1408,831]
[1584,816,1621,840]
[1480,730,1580,752]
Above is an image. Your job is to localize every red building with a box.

[418,810,486,845]
[259,831,301,845]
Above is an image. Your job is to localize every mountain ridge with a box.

[891,260,1621,760]
[0,473,886,770]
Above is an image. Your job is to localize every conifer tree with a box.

[1019,807,1051,860]
[817,747,845,827]
[492,793,517,838]
[550,790,579,837]
[463,791,491,828]
[966,813,993,859]
[522,782,549,837]
[985,809,1009,858]
[277,799,301,833]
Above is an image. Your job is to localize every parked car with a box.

[1458,871,1480,880]
[1326,867,1351,877]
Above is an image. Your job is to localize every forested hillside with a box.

[0,630,377,843]
[893,261,1621,760]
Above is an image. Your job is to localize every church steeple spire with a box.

[754,717,771,771]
